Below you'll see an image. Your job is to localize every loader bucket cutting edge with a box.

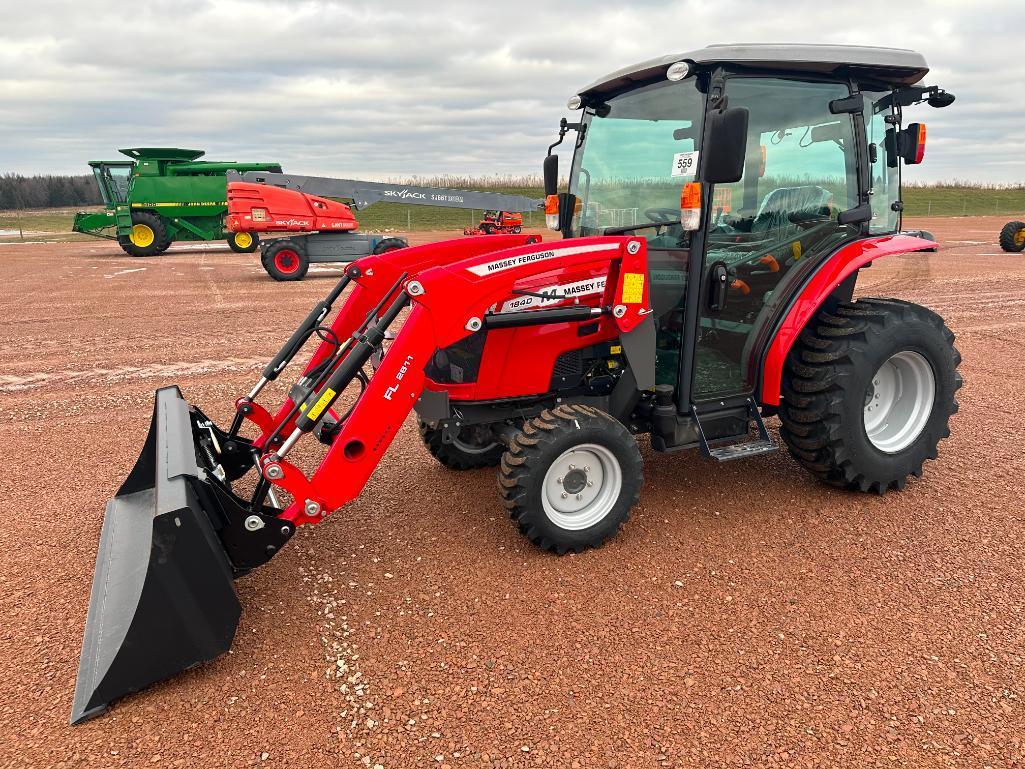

[71,386,242,724]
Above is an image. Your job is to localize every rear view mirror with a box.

[543,154,559,197]
[928,90,955,108]
[702,107,749,184]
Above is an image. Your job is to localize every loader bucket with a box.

[71,386,242,724]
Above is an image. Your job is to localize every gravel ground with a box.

[1,220,1022,769]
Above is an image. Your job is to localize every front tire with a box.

[498,405,642,554]
[419,421,503,469]
[228,231,259,253]
[779,298,961,493]
[118,211,171,257]
[999,221,1025,252]
[261,239,309,281]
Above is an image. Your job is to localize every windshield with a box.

[568,78,706,241]
[93,165,132,205]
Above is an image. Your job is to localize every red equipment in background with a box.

[226,182,358,233]
[464,210,524,235]
[225,181,407,281]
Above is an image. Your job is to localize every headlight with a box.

[666,61,691,81]
[567,94,583,110]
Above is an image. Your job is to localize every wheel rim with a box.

[273,249,299,273]
[863,351,936,453]
[1015,229,1025,247]
[234,232,253,249]
[130,224,155,248]
[541,443,622,530]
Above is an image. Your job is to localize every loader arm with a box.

[233,235,541,448]
[259,236,651,526]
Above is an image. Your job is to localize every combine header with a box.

[73,44,960,723]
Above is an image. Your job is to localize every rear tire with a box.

[481,224,495,235]
[373,237,407,255]
[261,239,309,281]
[511,226,522,234]
[498,405,642,554]
[419,420,503,469]
[118,211,171,257]
[999,221,1025,252]
[779,298,961,493]
[227,231,259,253]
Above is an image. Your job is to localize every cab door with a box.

[691,76,864,401]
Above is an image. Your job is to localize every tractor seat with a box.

[750,186,833,234]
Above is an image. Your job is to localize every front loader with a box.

[73,44,961,723]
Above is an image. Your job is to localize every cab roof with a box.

[578,44,929,99]
[118,148,206,161]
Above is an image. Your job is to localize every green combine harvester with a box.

[73,148,282,256]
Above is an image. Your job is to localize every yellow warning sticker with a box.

[621,273,645,304]
[610,345,622,355]
[306,388,336,421]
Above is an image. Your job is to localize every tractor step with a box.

[693,398,778,462]
[705,438,778,461]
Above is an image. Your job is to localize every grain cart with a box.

[72,148,282,256]
[73,44,959,723]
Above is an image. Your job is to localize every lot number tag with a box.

[671,151,699,177]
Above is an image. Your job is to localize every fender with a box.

[759,234,936,406]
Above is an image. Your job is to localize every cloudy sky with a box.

[2,0,1023,183]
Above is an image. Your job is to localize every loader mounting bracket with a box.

[199,476,296,571]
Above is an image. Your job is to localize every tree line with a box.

[0,174,102,210]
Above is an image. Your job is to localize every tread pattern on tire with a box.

[779,297,962,494]
[497,404,642,554]
[999,221,1025,253]
[373,237,408,255]
[418,421,503,470]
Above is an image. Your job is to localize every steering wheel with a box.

[644,208,680,224]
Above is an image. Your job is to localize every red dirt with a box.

[1,220,1022,768]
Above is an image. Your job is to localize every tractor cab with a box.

[87,160,134,206]
[546,44,953,409]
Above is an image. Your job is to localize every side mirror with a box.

[543,154,559,197]
[702,107,749,184]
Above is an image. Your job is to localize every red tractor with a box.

[73,44,960,723]
[464,210,524,235]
